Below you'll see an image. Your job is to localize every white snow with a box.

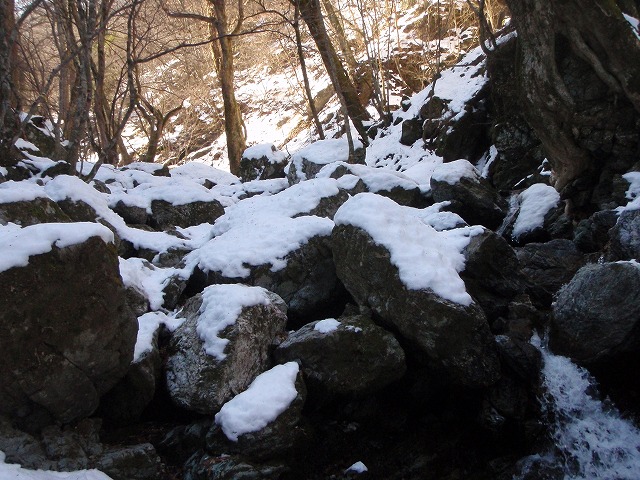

[431,159,480,185]
[313,318,340,334]
[0,453,112,480]
[134,311,184,363]
[0,222,113,273]
[0,166,7,176]
[624,13,640,40]
[185,178,338,279]
[318,162,419,193]
[215,362,300,441]
[195,284,273,360]
[186,215,333,279]
[334,193,483,305]
[345,461,368,474]
[512,183,560,240]
[119,257,181,310]
[169,162,239,186]
[617,171,640,212]
[15,138,40,152]
[0,181,47,203]
[243,144,287,164]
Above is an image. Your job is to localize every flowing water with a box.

[515,336,640,479]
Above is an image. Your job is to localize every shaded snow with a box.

[617,171,640,212]
[215,362,299,441]
[119,258,181,310]
[334,193,483,305]
[0,222,113,273]
[345,461,368,474]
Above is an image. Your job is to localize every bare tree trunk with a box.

[208,0,246,175]
[320,0,358,77]
[295,0,370,143]
[294,1,324,140]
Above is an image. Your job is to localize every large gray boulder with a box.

[430,160,508,230]
[609,209,640,261]
[274,315,406,402]
[517,239,586,307]
[148,198,225,230]
[0,225,137,427]
[550,261,640,364]
[460,228,526,320]
[332,193,500,387]
[166,285,288,414]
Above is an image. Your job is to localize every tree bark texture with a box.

[208,0,246,176]
[296,0,370,140]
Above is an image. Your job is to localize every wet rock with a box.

[551,261,640,365]
[460,228,526,320]
[400,117,423,146]
[166,285,288,414]
[274,315,406,403]
[184,452,286,480]
[112,200,148,225]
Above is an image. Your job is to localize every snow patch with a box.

[0,181,47,203]
[431,159,480,185]
[215,362,300,441]
[243,143,287,164]
[0,453,112,480]
[616,171,640,212]
[345,461,368,474]
[313,318,340,334]
[512,183,560,240]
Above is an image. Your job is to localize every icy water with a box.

[515,336,640,479]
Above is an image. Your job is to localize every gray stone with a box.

[0,197,71,226]
[274,315,406,402]
[332,223,500,387]
[517,239,586,307]
[166,286,288,414]
[551,261,640,364]
[609,209,640,261]
[0,236,137,427]
[148,198,224,230]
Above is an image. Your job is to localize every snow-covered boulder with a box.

[184,179,350,320]
[551,261,640,365]
[274,315,406,403]
[319,162,423,207]
[239,143,288,182]
[516,239,586,307]
[507,183,567,245]
[166,285,288,414]
[0,223,137,426]
[430,160,508,230]
[212,362,306,460]
[287,138,363,185]
[0,181,71,226]
[332,193,500,387]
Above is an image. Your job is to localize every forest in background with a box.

[0,0,508,175]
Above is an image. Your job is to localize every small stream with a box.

[515,335,640,479]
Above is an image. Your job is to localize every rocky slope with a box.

[1,33,640,480]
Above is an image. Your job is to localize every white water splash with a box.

[516,336,640,479]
